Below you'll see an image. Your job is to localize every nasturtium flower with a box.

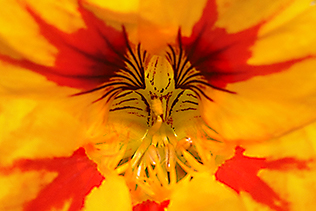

[1,0,316,210]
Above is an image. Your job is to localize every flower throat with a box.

[82,41,223,201]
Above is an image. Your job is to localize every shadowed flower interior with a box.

[1,0,316,210]
[81,30,228,202]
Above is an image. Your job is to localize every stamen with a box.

[176,137,193,150]
[82,50,225,201]
[147,145,161,165]
[181,149,206,172]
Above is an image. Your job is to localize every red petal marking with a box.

[215,146,311,211]
[1,148,104,211]
[181,0,302,88]
[133,200,170,211]
[0,0,126,90]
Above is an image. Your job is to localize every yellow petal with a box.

[239,192,274,211]
[83,175,132,211]
[259,168,316,211]
[0,0,57,65]
[244,120,316,160]
[87,0,139,13]
[137,0,208,53]
[215,0,292,33]
[250,0,316,64]
[223,120,316,210]
[168,173,245,211]
[201,58,316,142]
[85,0,208,53]
[0,64,96,165]
[0,170,57,211]
[23,0,85,32]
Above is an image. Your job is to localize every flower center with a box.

[83,44,226,201]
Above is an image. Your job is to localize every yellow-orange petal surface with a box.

[83,175,132,211]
